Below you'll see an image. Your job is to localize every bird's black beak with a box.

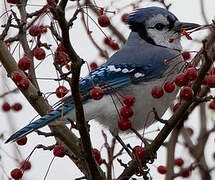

[173,21,200,32]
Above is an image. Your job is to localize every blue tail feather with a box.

[5,103,74,143]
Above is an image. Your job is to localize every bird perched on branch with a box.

[6,7,199,143]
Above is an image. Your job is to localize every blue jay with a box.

[6,7,199,143]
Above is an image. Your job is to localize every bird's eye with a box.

[154,23,165,30]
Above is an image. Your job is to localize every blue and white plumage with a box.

[6,7,199,143]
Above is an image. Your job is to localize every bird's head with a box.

[127,7,199,50]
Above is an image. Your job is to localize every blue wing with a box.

[80,63,149,91]
[5,63,155,143]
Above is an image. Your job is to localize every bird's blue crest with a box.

[127,7,178,28]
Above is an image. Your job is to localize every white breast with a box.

[64,55,183,135]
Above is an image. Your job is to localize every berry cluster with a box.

[29,25,47,37]
[157,157,190,177]
[118,95,135,131]
[1,102,22,112]
[10,160,31,179]
[89,85,135,132]
[151,66,198,102]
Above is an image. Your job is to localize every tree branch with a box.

[49,3,106,179]
[165,128,180,180]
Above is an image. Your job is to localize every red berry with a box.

[164,81,175,93]
[181,170,190,178]
[173,103,180,112]
[20,160,31,170]
[182,51,191,60]
[53,145,65,157]
[12,103,22,111]
[92,148,101,161]
[133,146,145,159]
[209,99,215,109]
[2,102,10,112]
[10,168,23,180]
[118,118,131,131]
[90,62,98,71]
[11,71,23,84]
[29,25,41,37]
[123,95,135,106]
[7,0,16,3]
[175,158,184,167]
[55,86,68,98]
[16,136,27,146]
[180,86,194,101]
[33,47,46,60]
[18,56,31,71]
[120,106,133,118]
[19,77,30,89]
[98,15,110,27]
[90,87,104,100]
[185,67,197,81]
[151,86,164,98]
[157,165,167,174]
[121,13,129,23]
[175,73,188,87]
